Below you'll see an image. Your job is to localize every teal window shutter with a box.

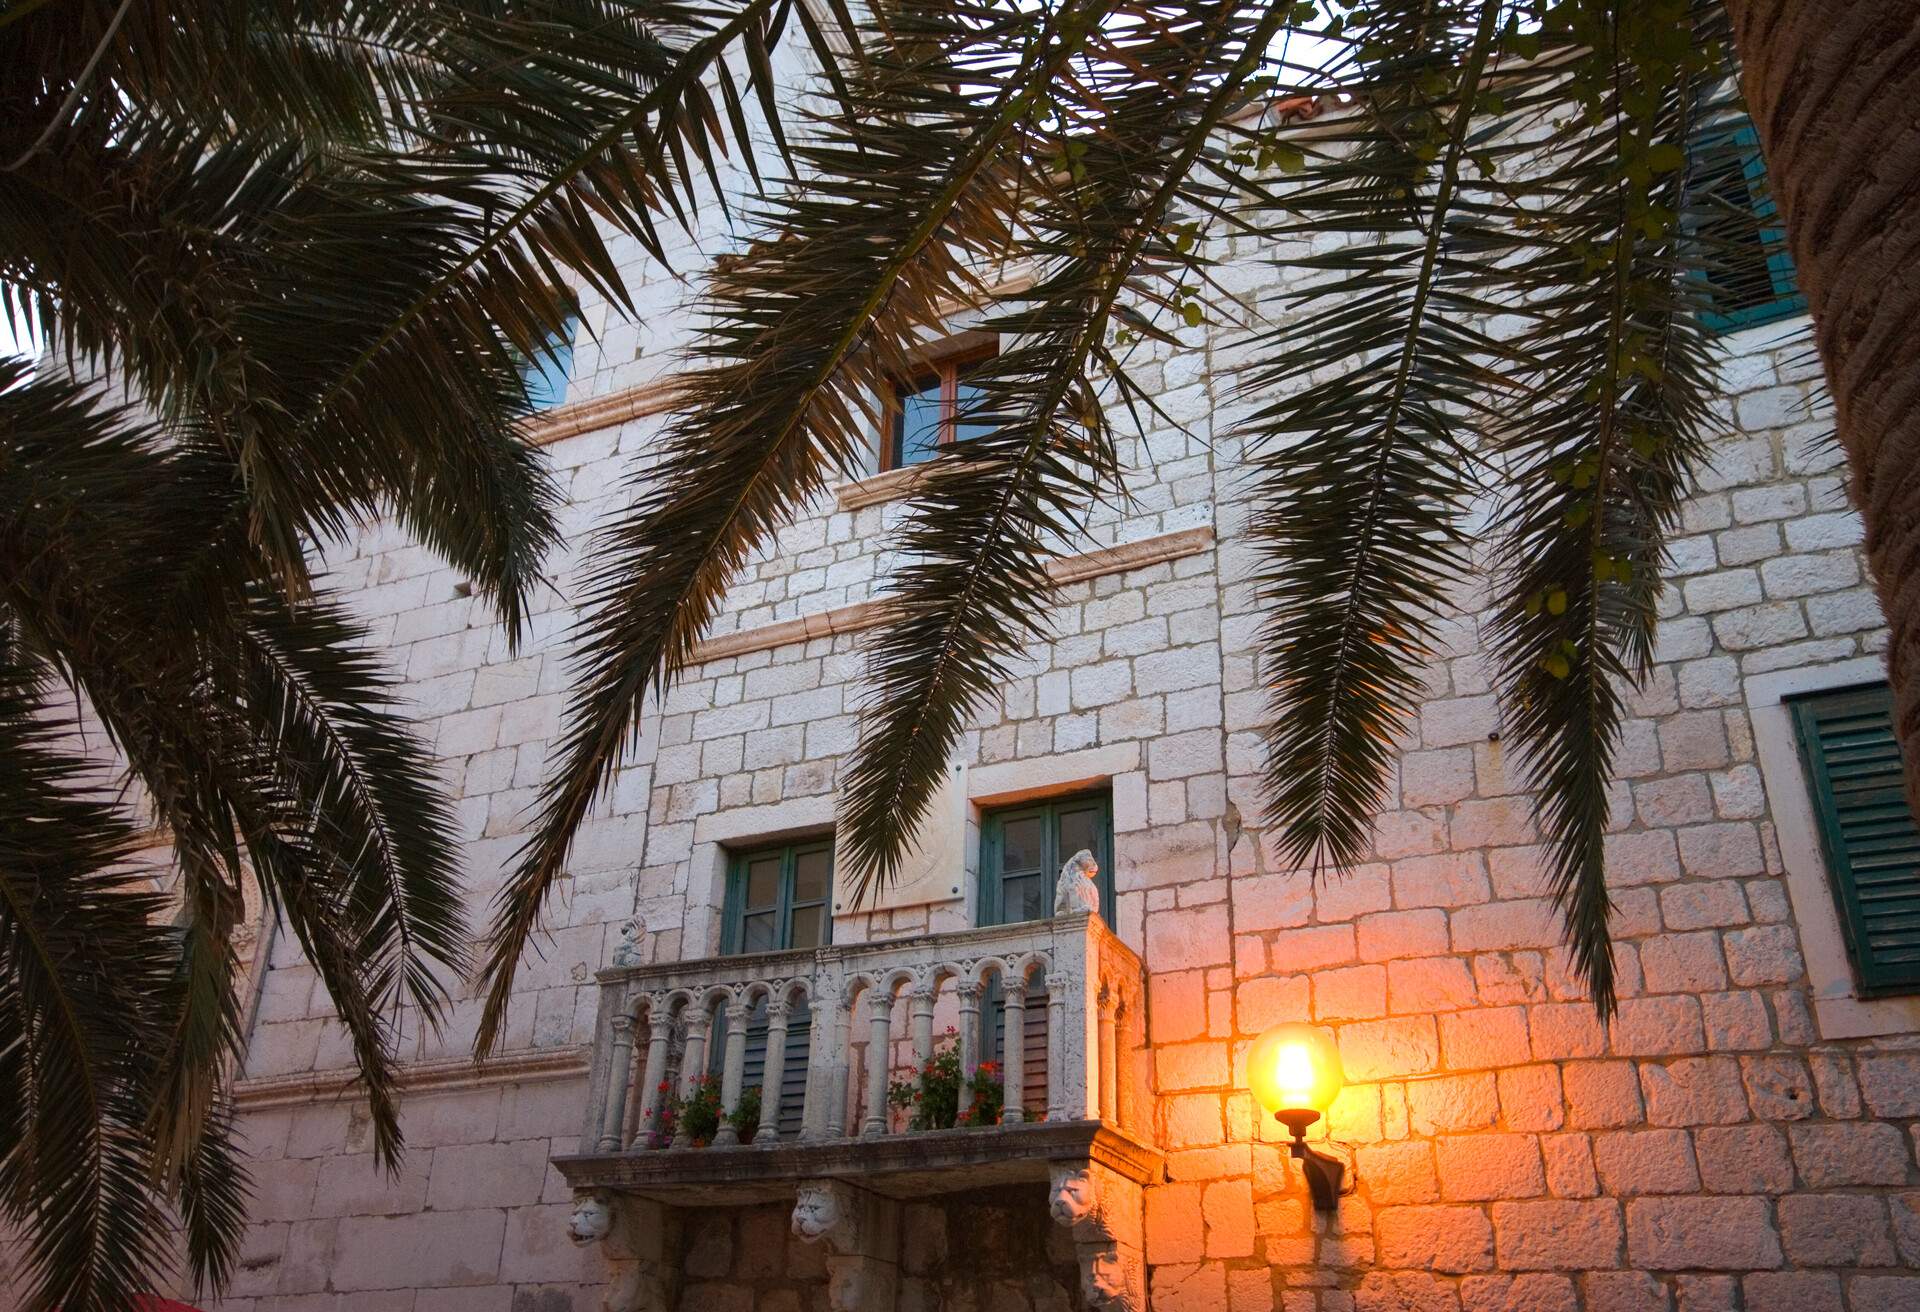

[1687,118,1806,333]
[1790,684,1920,995]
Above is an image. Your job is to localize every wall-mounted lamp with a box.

[1248,1023,1347,1210]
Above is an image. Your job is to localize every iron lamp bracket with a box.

[1274,1109,1347,1212]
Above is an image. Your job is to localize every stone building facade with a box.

[177,99,1920,1312]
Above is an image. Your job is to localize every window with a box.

[721,839,833,954]
[1790,683,1920,995]
[883,342,996,470]
[979,790,1115,926]
[714,839,831,1138]
[517,316,578,412]
[1687,118,1805,332]
[975,790,1113,1103]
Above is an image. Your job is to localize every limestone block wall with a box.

[184,116,1920,1309]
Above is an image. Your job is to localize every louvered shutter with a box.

[712,999,812,1139]
[1791,684,1920,993]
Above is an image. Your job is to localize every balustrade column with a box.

[909,985,937,1069]
[1098,993,1119,1123]
[1047,972,1072,1123]
[756,1000,791,1145]
[956,984,982,1086]
[1002,984,1026,1124]
[597,1015,635,1152]
[861,990,894,1137]
[1113,1001,1134,1133]
[670,1011,711,1148]
[633,1012,674,1148]
[713,1000,752,1146]
[824,996,851,1139]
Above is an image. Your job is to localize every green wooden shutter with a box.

[1791,684,1920,994]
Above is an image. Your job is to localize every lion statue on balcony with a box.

[1053,848,1101,917]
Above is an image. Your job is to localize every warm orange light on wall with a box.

[1248,1023,1347,1210]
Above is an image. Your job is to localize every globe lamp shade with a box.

[1248,1024,1343,1134]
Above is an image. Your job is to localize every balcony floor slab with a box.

[553,1119,1161,1206]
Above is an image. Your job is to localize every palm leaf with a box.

[838,0,1303,900]
[478,0,1122,1054]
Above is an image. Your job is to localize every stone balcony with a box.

[553,912,1161,1310]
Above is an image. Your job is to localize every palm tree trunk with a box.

[1723,0,1920,805]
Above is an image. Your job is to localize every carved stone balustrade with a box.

[572,911,1149,1163]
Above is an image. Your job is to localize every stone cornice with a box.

[835,464,928,512]
[685,525,1215,666]
[232,1045,587,1110]
[524,378,682,447]
[555,1119,1164,1204]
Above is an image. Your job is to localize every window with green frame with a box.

[714,839,831,1138]
[1687,118,1805,333]
[1790,683,1920,996]
[720,839,832,955]
[976,791,1114,1098]
[978,790,1115,927]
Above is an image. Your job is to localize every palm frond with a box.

[1235,0,1506,874]
[838,0,1303,901]
[478,0,1122,1054]
[0,655,185,1312]
[1482,0,1731,1015]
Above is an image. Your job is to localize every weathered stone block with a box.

[1314,965,1388,1022]
[1787,1121,1911,1187]
[1339,1017,1440,1082]
[1375,1205,1495,1272]
[1857,1052,1920,1118]
[1641,1056,1749,1126]
[1563,1061,1644,1129]
[1625,1196,1781,1271]
[1358,910,1451,962]
[1591,1129,1700,1195]
[1695,1124,1794,1194]
[1459,1273,1579,1312]
[1637,933,1729,995]
[1439,1007,1531,1071]
[1496,1065,1564,1133]
[1777,1193,1896,1267]
[1356,1141,1440,1206]
[1492,1200,1622,1269]
[1389,957,1478,1014]
[1406,1074,1499,1136]
[333,1208,508,1290]
[1435,1134,1544,1201]
[1742,1272,1844,1312]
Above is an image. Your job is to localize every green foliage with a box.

[671,1074,725,1146]
[729,1084,765,1138]
[0,0,849,1304]
[887,1036,1004,1130]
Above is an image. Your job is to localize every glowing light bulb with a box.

[1247,1023,1344,1125]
